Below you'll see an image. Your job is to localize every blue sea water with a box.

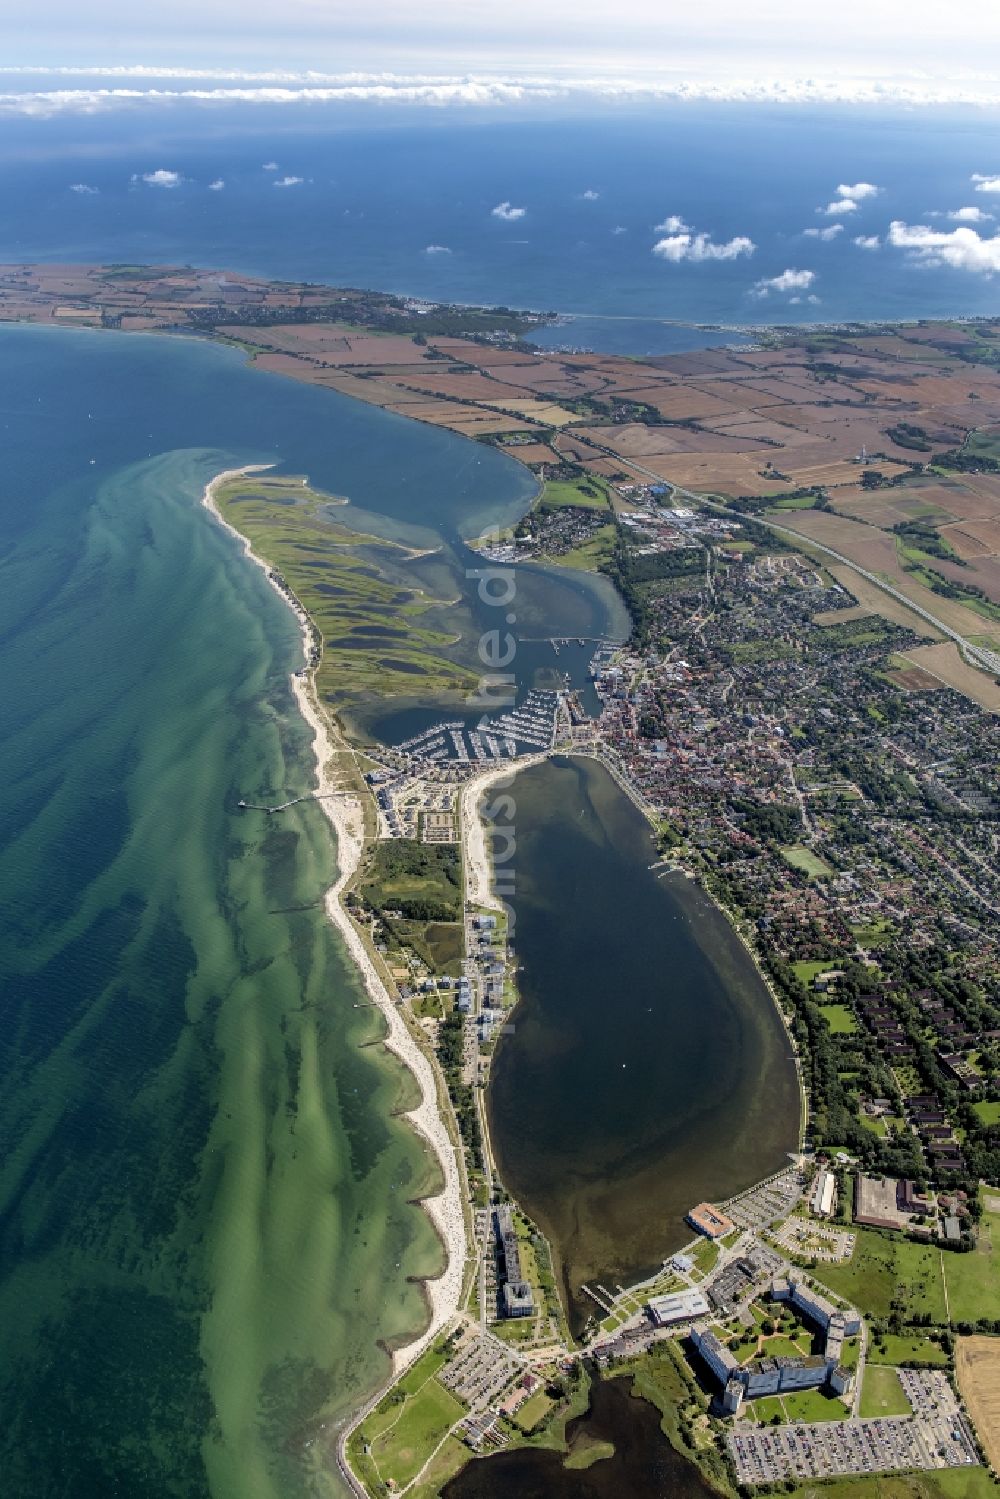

[2,101,1000,347]
[0,322,553,1497]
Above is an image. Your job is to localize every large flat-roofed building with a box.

[687,1202,736,1240]
[495,1205,534,1319]
[690,1323,739,1386]
[647,1289,710,1327]
[853,1173,910,1231]
[773,1275,860,1336]
[811,1170,836,1218]
[503,1281,534,1318]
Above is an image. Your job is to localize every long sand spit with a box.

[202,466,466,1375]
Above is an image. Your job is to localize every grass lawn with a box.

[515,1390,554,1432]
[812,1229,947,1323]
[409,1435,470,1499]
[942,1212,1000,1324]
[749,1395,786,1424]
[793,958,834,987]
[781,845,835,879]
[690,1238,721,1276]
[781,1388,848,1423]
[788,1471,1000,1499]
[761,1334,812,1359]
[369,1377,464,1491]
[869,1332,949,1366]
[539,475,611,511]
[819,1003,858,1035]
[859,1364,911,1418]
[973,1101,1000,1127]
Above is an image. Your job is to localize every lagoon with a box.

[487,755,801,1332]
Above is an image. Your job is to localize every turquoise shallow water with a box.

[0,324,547,1497]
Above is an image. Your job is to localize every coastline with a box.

[201,465,468,1375]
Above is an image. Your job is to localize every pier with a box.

[237,793,328,814]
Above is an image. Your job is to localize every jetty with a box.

[237,793,327,814]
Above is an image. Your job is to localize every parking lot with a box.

[439,1331,524,1408]
[729,1372,978,1486]
[772,1217,855,1263]
[727,1170,805,1231]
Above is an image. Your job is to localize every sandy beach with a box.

[459,753,549,910]
[202,465,467,1374]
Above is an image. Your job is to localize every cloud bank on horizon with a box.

[7,66,1000,117]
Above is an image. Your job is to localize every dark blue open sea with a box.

[2,100,1000,346]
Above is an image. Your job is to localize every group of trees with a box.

[435,1012,482,1168]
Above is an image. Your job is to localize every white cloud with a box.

[11,74,1000,119]
[853,234,880,249]
[948,205,991,222]
[652,231,755,262]
[819,197,858,214]
[888,219,1000,273]
[135,168,181,187]
[803,223,844,240]
[491,200,526,220]
[581,188,599,200]
[262,160,279,170]
[752,267,817,296]
[208,178,225,190]
[612,224,627,235]
[69,181,98,193]
[837,181,879,199]
[425,243,452,254]
[972,173,1000,193]
[273,175,303,187]
[655,214,690,233]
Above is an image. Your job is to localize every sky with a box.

[4,0,1000,93]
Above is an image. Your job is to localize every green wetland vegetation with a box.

[215,473,483,718]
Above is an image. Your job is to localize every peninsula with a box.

[7,264,1000,1499]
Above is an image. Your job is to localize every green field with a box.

[869,1332,949,1366]
[812,1229,947,1323]
[942,1212,1000,1324]
[819,1003,859,1035]
[216,474,480,718]
[973,1101,1000,1127]
[780,1388,848,1423]
[515,1389,555,1432]
[538,474,612,511]
[781,845,835,879]
[788,1470,1000,1499]
[749,1395,786,1424]
[793,959,835,988]
[859,1363,911,1418]
[409,1435,470,1499]
[368,1376,464,1490]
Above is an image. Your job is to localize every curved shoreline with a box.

[201,466,467,1373]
